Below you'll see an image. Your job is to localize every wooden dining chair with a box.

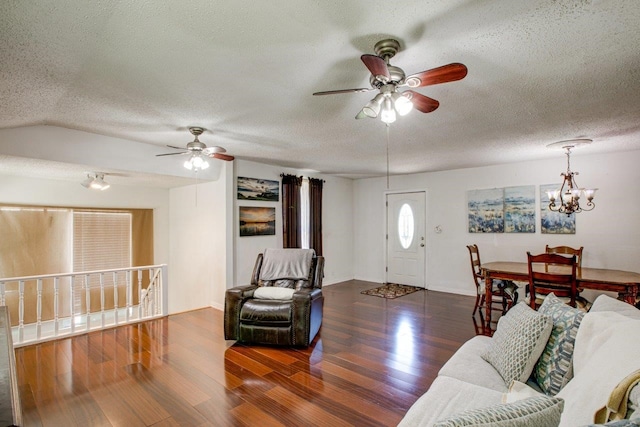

[467,244,518,316]
[545,245,583,268]
[527,252,578,309]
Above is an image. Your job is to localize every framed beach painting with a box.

[239,206,276,236]
[468,188,504,233]
[504,186,536,233]
[540,184,575,234]
[237,177,279,201]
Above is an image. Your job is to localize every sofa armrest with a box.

[224,285,258,340]
[314,257,325,288]
[292,288,323,346]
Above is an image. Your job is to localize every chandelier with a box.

[546,140,597,215]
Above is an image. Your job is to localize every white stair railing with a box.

[0,264,167,347]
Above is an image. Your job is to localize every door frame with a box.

[384,189,428,289]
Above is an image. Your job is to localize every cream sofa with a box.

[398,294,640,427]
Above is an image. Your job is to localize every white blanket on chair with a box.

[259,248,315,281]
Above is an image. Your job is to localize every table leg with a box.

[484,276,493,336]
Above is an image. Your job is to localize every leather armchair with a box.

[224,250,324,347]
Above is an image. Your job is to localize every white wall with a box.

[233,160,354,287]
[353,149,640,297]
[168,162,230,312]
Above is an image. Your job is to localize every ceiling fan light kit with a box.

[184,153,210,171]
[156,127,234,172]
[81,173,110,191]
[313,38,467,124]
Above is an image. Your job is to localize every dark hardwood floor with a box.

[15,280,480,426]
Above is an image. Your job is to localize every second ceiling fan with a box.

[313,39,467,124]
[157,127,234,171]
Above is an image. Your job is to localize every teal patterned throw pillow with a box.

[535,293,585,395]
[433,395,564,427]
[481,302,553,384]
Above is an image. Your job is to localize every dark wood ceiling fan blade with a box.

[211,152,234,161]
[404,90,440,113]
[156,151,188,157]
[166,144,187,150]
[405,63,468,88]
[361,54,390,81]
[313,87,372,95]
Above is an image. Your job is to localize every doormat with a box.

[361,283,422,299]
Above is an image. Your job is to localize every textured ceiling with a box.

[1,0,639,185]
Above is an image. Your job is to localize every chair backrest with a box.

[527,251,578,308]
[250,250,324,290]
[466,244,483,289]
[545,245,583,268]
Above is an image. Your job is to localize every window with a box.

[398,203,414,249]
[300,178,310,249]
[73,211,132,273]
[0,206,142,278]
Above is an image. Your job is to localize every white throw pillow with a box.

[253,287,295,300]
[481,302,553,385]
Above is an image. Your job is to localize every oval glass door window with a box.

[398,203,415,249]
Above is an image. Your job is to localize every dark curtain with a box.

[281,174,302,248]
[309,178,324,256]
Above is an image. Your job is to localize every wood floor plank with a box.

[228,402,286,427]
[16,280,478,426]
[265,385,354,427]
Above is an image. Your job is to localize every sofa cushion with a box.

[398,376,503,427]
[504,380,543,403]
[534,293,585,395]
[438,336,510,392]
[432,395,564,427]
[557,312,640,426]
[589,294,640,320]
[253,286,295,300]
[481,302,553,385]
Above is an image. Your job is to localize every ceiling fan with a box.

[313,39,468,124]
[156,127,234,171]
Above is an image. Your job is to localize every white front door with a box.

[386,192,426,287]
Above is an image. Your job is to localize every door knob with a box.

[420,243,425,247]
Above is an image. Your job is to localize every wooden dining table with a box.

[482,261,640,331]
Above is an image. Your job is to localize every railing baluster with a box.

[125,270,130,323]
[18,281,24,344]
[54,277,59,337]
[137,269,143,320]
[100,272,105,328]
[70,276,75,334]
[36,279,42,340]
[113,271,119,326]
[151,268,157,316]
[145,270,156,317]
[85,274,91,331]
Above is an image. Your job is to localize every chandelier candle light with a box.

[546,139,597,215]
